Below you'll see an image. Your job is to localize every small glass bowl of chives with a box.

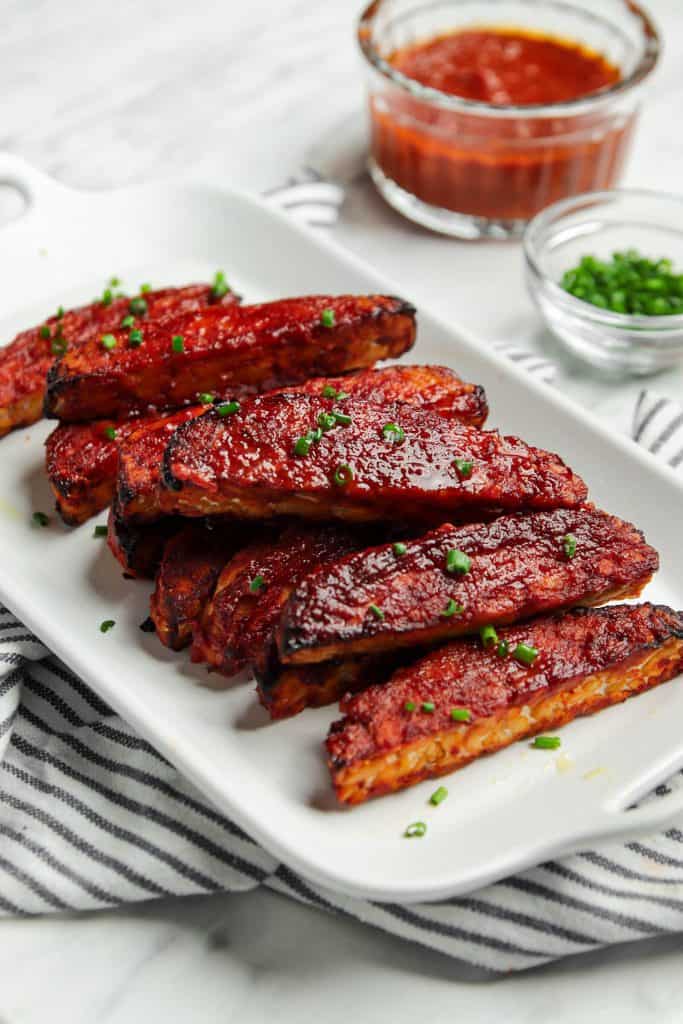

[525,189,683,375]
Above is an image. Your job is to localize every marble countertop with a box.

[1,0,682,1019]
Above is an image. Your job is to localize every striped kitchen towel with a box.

[1,177,683,974]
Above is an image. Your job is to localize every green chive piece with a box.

[101,333,117,350]
[51,337,67,356]
[101,289,113,306]
[369,603,385,621]
[320,308,336,328]
[404,700,416,712]
[129,296,148,316]
[211,270,231,300]
[216,400,240,417]
[31,511,49,528]
[294,436,312,457]
[128,329,143,347]
[39,325,51,339]
[103,426,117,441]
[480,624,498,648]
[446,548,471,575]
[56,305,65,319]
[563,533,577,559]
[532,735,561,750]
[513,643,539,666]
[335,391,349,401]
[561,250,683,316]
[93,525,108,538]
[429,786,448,806]
[453,457,474,479]
[496,640,509,658]
[321,384,337,399]
[249,575,265,594]
[440,598,464,618]
[422,701,435,713]
[393,542,407,556]
[99,619,116,633]
[332,410,352,426]
[109,276,121,287]
[451,707,471,722]
[382,422,405,443]
[333,463,354,487]
[310,427,323,443]
[171,334,185,353]
[140,282,151,293]
[404,821,427,838]
[198,392,214,404]
[120,314,135,329]
[317,411,337,432]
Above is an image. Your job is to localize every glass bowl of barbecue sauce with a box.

[357,0,660,239]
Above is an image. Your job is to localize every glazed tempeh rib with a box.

[106,500,185,579]
[0,283,236,437]
[162,394,587,525]
[150,524,246,650]
[327,603,683,805]
[45,295,416,421]
[278,506,658,664]
[48,364,488,525]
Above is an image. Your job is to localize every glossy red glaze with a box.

[279,506,658,663]
[163,393,587,524]
[46,295,416,421]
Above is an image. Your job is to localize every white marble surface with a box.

[0,0,682,1019]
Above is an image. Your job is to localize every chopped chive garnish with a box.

[335,391,349,401]
[109,276,121,287]
[101,289,113,306]
[563,533,577,559]
[440,598,464,618]
[453,457,474,479]
[310,427,323,443]
[139,282,151,293]
[129,296,148,316]
[120,314,135,329]
[382,422,405,443]
[39,325,51,339]
[51,337,67,356]
[513,643,539,666]
[332,410,352,426]
[321,384,337,399]
[480,624,498,648]
[294,436,312,457]
[171,334,185,353]
[31,511,49,528]
[56,305,65,319]
[320,308,336,328]
[422,701,435,713]
[101,333,117,350]
[93,525,108,538]
[249,575,265,593]
[128,329,143,347]
[99,619,116,633]
[532,735,561,750]
[392,541,407,556]
[198,392,214,404]
[451,707,471,722]
[369,603,385,621]
[446,548,471,575]
[333,463,353,487]
[103,426,117,441]
[429,786,448,806]
[404,821,427,838]
[317,411,337,432]
[404,700,416,712]
[211,270,230,300]
[216,400,240,416]
[496,640,509,658]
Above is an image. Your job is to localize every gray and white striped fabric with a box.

[1,176,683,973]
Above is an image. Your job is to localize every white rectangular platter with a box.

[1,152,683,903]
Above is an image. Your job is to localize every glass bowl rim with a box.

[357,0,660,119]
[523,187,683,332]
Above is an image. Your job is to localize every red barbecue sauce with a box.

[371,28,630,222]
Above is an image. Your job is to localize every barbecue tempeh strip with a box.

[107,499,185,579]
[150,524,247,650]
[327,604,683,805]
[278,507,657,664]
[191,524,365,677]
[48,364,488,525]
[162,395,587,525]
[0,283,236,437]
[45,295,416,421]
